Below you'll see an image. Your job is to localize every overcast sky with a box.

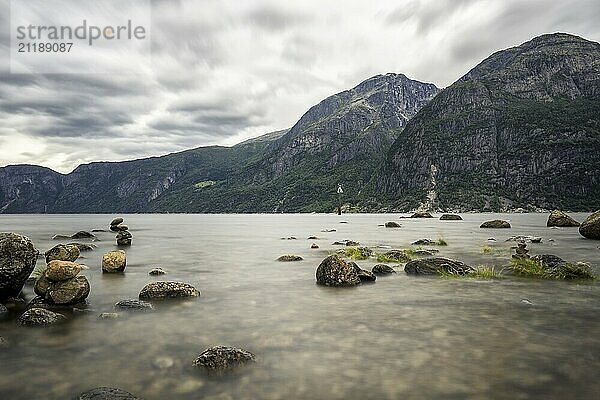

[1,0,599,173]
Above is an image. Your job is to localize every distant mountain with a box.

[0,74,439,213]
[3,33,599,214]
[380,33,600,212]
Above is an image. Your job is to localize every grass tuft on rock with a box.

[509,258,596,281]
[376,249,413,263]
[439,265,502,279]
[435,237,448,246]
[337,246,373,260]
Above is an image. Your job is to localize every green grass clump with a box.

[509,258,596,281]
[337,246,373,260]
[435,237,448,246]
[482,245,493,254]
[376,249,413,263]
[194,180,217,189]
[467,265,503,279]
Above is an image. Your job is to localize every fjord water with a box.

[0,213,599,400]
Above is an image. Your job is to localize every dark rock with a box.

[0,303,7,318]
[412,249,436,257]
[45,244,80,263]
[17,307,66,326]
[46,276,90,305]
[193,346,256,372]
[579,210,600,240]
[480,220,511,228]
[307,236,319,240]
[116,230,132,246]
[98,313,120,320]
[440,214,463,220]
[91,229,107,233]
[110,218,124,226]
[357,269,377,282]
[404,257,474,276]
[115,299,155,312]
[71,231,95,239]
[0,336,7,346]
[411,211,433,218]
[115,224,129,232]
[52,234,71,240]
[102,250,126,273]
[412,238,434,246]
[77,387,140,400]
[547,210,580,227]
[34,273,52,297]
[315,255,361,287]
[68,243,97,252]
[0,233,38,301]
[384,221,401,228]
[310,243,319,249]
[148,267,166,276]
[531,254,567,269]
[371,264,396,275]
[139,281,200,300]
[277,255,303,262]
[45,260,81,281]
[345,240,359,246]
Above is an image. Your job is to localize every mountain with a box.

[0,74,439,213]
[380,33,600,212]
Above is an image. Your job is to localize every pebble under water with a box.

[0,213,599,400]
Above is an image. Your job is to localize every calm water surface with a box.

[0,213,599,400]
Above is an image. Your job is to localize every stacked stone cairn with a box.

[110,217,132,246]
[512,240,529,260]
[34,244,90,305]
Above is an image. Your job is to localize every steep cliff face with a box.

[0,165,65,213]
[381,33,600,211]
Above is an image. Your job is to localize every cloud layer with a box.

[1,0,599,173]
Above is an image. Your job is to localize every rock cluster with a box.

[34,260,90,305]
[110,217,132,246]
[0,233,38,301]
[547,210,580,227]
[512,241,529,259]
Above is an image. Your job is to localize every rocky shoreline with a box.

[0,210,598,398]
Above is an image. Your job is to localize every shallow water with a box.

[0,213,599,400]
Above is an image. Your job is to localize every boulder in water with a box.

[115,299,155,312]
[148,267,166,276]
[440,214,463,220]
[579,210,600,240]
[315,255,360,287]
[0,233,38,301]
[139,281,200,300]
[277,255,303,262]
[193,345,256,372]
[384,221,401,228]
[405,257,474,276]
[71,231,95,239]
[411,211,433,218]
[547,210,580,227]
[371,264,396,275]
[77,387,141,400]
[45,260,82,281]
[102,250,127,273]
[17,307,66,326]
[480,220,511,228]
[46,276,90,305]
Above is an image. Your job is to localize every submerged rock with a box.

[411,211,433,218]
[68,243,97,252]
[480,220,511,229]
[371,264,395,275]
[193,345,256,372]
[139,281,200,300]
[379,249,411,263]
[0,233,38,301]
[17,307,66,326]
[412,238,435,246]
[310,243,319,249]
[440,214,463,221]
[404,257,474,276]
[531,254,567,269]
[45,244,80,263]
[52,234,71,240]
[98,313,121,320]
[357,269,376,282]
[71,231,95,239]
[148,267,166,276]
[77,387,141,400]
[384,221,401,228]
[316,255,361,287]
[115,299,155,311]
[412,249,436,257]
[547,210,580,227]
[579,210,600,240]
[277,255,303,262]
[102,250,127,273]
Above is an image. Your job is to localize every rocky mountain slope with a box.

[380,33,600,212]
[0,74,439,213]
